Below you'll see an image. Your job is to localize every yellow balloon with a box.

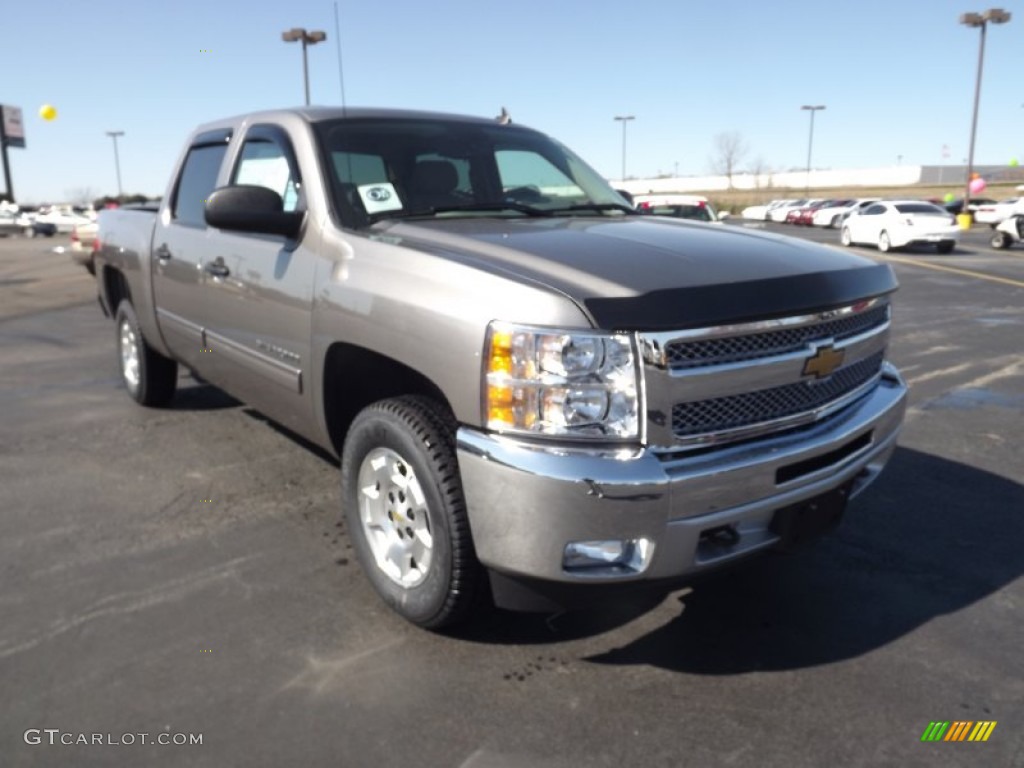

[39,104,57,121]
[1010,158,1020,167]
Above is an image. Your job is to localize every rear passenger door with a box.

[151,129,231,372]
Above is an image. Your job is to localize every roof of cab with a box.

[192,106,529,135]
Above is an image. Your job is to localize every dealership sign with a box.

[1,105,25,148]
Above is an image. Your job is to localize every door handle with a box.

[204,258,230,278]
[155,243,172,262]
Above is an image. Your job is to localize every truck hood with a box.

[378,216,897,330]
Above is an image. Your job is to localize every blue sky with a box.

[3,0,1022,203]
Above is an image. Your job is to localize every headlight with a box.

[484,322,640,439]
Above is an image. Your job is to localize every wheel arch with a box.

[321,342,456,456]
[100,265,132,318]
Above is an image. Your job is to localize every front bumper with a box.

[457,363,907,591]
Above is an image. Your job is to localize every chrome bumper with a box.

[457,363,907,585]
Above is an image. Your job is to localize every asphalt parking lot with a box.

[1,227,1022,768]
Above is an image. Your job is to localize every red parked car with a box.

[789,199,834,226]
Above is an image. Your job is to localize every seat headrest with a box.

[411,161,458,195]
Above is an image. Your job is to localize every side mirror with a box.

[717,211,731,220]
[205,185,304,238]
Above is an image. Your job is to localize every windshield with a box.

[315,117,629,228]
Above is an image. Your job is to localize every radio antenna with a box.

[334,1,347,114]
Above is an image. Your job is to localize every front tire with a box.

[936,241,955,254]
[878,231,892,253]
[23,226,36,239]
[341,396,482,629]
[990,231,1011,249]
[115,300,178,406]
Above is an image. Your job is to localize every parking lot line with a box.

[868,253,1024,289]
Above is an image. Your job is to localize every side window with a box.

[232,138,301,212]
[864,204,885,216]
[172,144,228,227]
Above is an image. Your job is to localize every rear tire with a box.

[936,241,955,254]
[878,231,892,253]
[341,396,483,629]
[23,226,36,239]
[115,300,178,406]
[841,226,853,247]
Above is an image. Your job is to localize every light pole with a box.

[800,105,825,196]
[282,27,327,106]
[106,131,124,199]
[613,115,635,181]
[959,8,1011,219]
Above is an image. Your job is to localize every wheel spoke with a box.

[408,535,429,571]
[381,538,406,581]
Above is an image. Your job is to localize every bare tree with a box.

[709,132,749,189]
[747,156,769,190]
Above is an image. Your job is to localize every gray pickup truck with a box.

[94,107,907,628]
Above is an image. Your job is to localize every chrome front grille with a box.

[639,298,892,448]
[666,304,889,369]
[671,351,884,438]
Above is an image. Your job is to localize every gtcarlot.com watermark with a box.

[24,729,202,747]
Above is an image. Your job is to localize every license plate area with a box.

[770,481,852,550]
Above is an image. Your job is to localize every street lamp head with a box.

[282,27,326,43]
[800,105,826,111]
[958,9,1009,26]
[613,115,635,122]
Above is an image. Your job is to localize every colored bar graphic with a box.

[922,721,996,742]
[971,722,997,742]
[945,721,970,741]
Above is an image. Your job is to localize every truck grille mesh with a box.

[671,351,885,438]
[666,304,889,370]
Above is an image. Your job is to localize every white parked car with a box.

[829,198,884,230]
[840,200,959,254]
[973,198,1024,226]
[634,194,723,223]
[767,199,808,222]
[812,198,875,228]
[34,206,95,233]
[741,199,784,220]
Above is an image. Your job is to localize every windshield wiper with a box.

[372,202,551,221]
[545,203,636,215]
[430,202,552,217]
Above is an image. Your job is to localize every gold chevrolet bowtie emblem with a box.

[802,345,845,379]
